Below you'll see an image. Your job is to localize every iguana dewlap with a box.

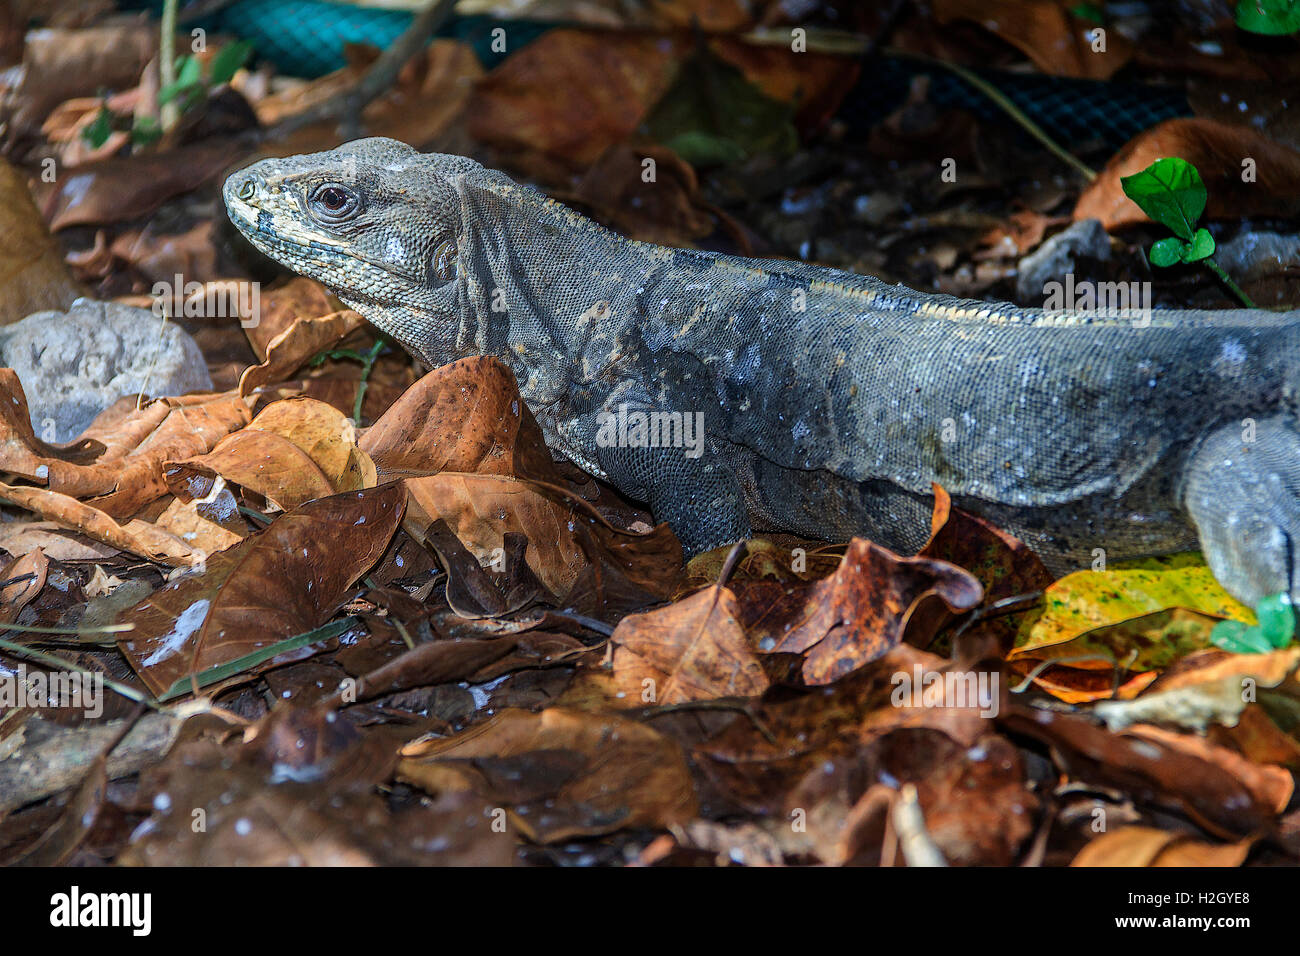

[224,137,1300,607]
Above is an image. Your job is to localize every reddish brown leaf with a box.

[398,707,698,842]
[117,482,405,698]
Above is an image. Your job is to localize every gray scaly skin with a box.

[224,137,1300,607]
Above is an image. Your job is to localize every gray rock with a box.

[1015,218,1112,305]
[1214,230,1300,282]
[0,298,212,442]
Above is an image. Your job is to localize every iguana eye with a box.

[431,239,457,281]
[307,183,359,222]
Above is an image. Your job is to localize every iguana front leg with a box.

[585,412,752,555]
[1185,416,1300,607]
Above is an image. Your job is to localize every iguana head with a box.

[222,138,495,363]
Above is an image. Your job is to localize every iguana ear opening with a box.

[430,239,457,282]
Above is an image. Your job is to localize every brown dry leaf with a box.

[0,482,194,566]
[0,371,253,518]
[1000,703,1277,835]
[360,356,561,483]
[914,483,1052,654]
[608,584,770,706]
[0,157,81,325]
[932,0,1132,80]
[683,537,841,592]
[1123,723,1293,814]
[695,645,998,815]
[168,397,376,510]
[149,492,246,555]
[468,29,685,167]
[708,35,862,131]
[33,140,246,231]
[398,707,698,842]
[1074,118,1300,230]
[747,537,983,685]
[567,142,714,247]
[1072,826,1253,867]
[0,521,119,562]
[0,547,48,624]
[238,309,365,398]
[366,356,680,604]
[404,472,679,600]
[241,277,341,361]
[790,730,1038,866]
[124,721,509,865]
[108,222,221,290]
[117,482,405,698]
[1090,647,1300,733]
[1,23,155,136]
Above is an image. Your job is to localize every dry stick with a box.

[892,783,948,867]
[884,47,1098,182]
[270,0,457,139]
[159,0,179,133]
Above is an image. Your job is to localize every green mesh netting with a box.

[117,1,1191,150]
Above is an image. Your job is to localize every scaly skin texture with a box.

[224,137,1300,606]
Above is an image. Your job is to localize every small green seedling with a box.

[82,40,253,150]
[1235,0,1300,35]
[159,40,254,113]
[1211,592,1295,654]
[1120,156,1256,309]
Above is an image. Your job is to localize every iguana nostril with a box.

[237,179,256,201]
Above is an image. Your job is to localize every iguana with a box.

[224,137,1300,607]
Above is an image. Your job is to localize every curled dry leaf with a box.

[117,482,405,698]
[398,706,698,842]
[238,309,366,398]
[750,537,983,685]
[0,546,48,624]
[167,396,376,511]
[0,482,194,566]
[360,356,560,482]
[366,356,681,604]
[1090,647,1300,733]
[0,157,81,325]
[468,30,685,167]
[0,369,252,518]
[1071,826,1253,867]
[1000,703,1278,835]
[695,645,998,815]
[34,141,246,231]
[240,277,341,361]
[932,0,1132,80]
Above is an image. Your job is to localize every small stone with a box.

[0,298,211,441]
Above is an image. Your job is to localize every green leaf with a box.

[1257,592,1296,648]
[1120,157,1207,240]
[1149,236,1187,267]
[80,106,114,149]
[1185,227,1216,263]
[1012,553,1256,670]
[155,617,358,702]
[159,55,202,105]
[643,48,798,169]
[208,39,254,87]
[1235,0,1300,35]
[661,131,748,168]
[1211,619,1274,654]
[131,115,162,146]
[1070,3,1106,24]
